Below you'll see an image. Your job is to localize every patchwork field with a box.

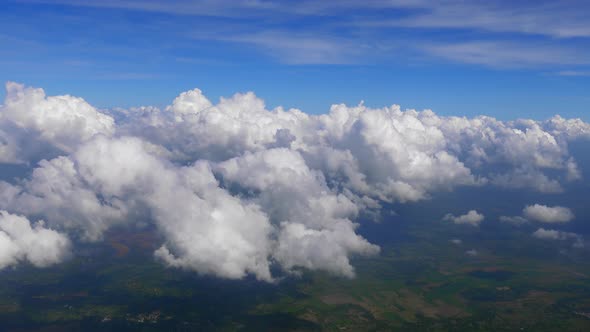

[0,222,589,331]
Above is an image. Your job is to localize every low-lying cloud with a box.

[0,82,589,280]
[523,204,575,223]
[532,228,584,248]
[0,211,70,269]
[443,210,485,226]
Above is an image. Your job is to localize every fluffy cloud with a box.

[0,155,129,241]
[116,90,311,163]
[532,228,584,248]
[0,136,375,280]
[500,204,575,226]
[0,211,70,269]
[216,148,379,277]
[0,82,589,280]
[443,210,484,226]
[1,82,114,143]
[167,88,213,119]
[113,86,588,201]
[523,204,575,223]
[3,136,276,280]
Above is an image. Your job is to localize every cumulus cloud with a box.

[2,82,114,141]
[216,148,379,277]
[443,210,484,226]
[523,204,575,223]
[0,136,374,280]
[2,136,276,280]
[491,168,564,193]
[0,154,129,241]
[114,86,588,199]
[0,82,114,163]
[500,204,575,226]
[532,228,584,248]
[0,211,70,269]
[0,82,589,280]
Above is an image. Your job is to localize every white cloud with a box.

[523,204,574,223]
[0,155,129,241]
[0,137,375,280]
[532,228,584,248]
[0,211,70,269]
[543,115,590,140]
[68,136,275,281]
[216,148,379,277]
[443,210,484,226]
[1,82,114,147]
[450,239,462,245]
[166,88,212,119]
[465,249,478,256]
[116,89,311,162]
[115,89,586,198]
[275,222,378,278]
[1,82,590,280]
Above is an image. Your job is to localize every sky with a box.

[0,1,590,281]
[1,0,590,120]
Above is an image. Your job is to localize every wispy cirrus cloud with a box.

[8,1,590,69]
[194,31,366,65]
[353,0,590,39]
[44,0,590,39]
[422,41,590,68]
[556,70,590,77]
[16,0,281,17]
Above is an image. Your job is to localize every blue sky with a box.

[1,0,590,120]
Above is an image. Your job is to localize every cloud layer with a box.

[0,82,589,280]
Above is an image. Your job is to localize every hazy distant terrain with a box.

[1,195,589,331]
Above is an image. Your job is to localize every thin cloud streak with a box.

[422,41,590,68]
[345,1,590,38]
[21,0,590,38]
[10,0,590,68]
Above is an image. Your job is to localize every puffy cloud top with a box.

[523,204,575,223]
[167,88,213,120]
[0,211,70,269]
[2,82,114,147]
[443,210,485,226]
[0,82,589,280]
